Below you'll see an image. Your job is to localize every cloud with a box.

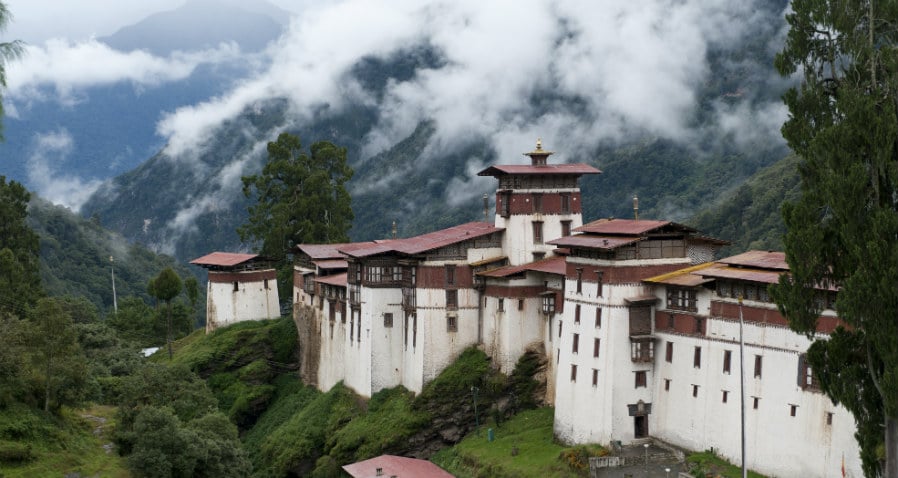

[6,38,245,106]
[26,129,103,211]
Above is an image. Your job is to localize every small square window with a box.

[693,346,702,368]
[723,350,732,374]
[692,385,699,397]
[826,412,833,425]
[754,355,763,378]
[664,379,671,391]
[592,368,598,387]
[384,313,393,328]
[790,404,798,417]
[447,315,458,332]
[595,307,602,328]
[722,390,728,403]
[635,371,647,388]
[498,298,505,312]
[753,397,760,410]
[570,364,577,382]
[518,299,524,311]
[575,305,581,323]
[665,342,673,363]
[572,333,580,354]
[593,338,600,358]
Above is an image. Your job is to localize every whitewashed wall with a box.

[206,272,279,332]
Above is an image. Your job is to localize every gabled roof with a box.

[479,256,565,278]
[718,250,788,271]
[342,455,454,478]
[477,163,601,177]
[315,272,347,287]
[547,235,641,250]
[191,252,258,267]
[343,222,503,258]
[314,259,348,270]
[574,218,693,236]
[296,243,367,261]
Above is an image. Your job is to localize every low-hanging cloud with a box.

[6,38,245,107]
[26,129,103,211]
[136,0,792,246]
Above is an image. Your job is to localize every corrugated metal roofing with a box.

[479,256,566,278]
[296,243,357,260]
[718,250,788,270]
[546,235,641,249]
[190,252,258,267]
[314,272,347,287]
[342,455,455,478]
[698,266,782,284]
[477,163,601,177]
[343,222,503,258]
[314,260,348,270]
[643,262,718,286]
[574,218,683,235]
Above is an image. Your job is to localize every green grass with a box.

[686,450,768,478]
[431,407,602,478]
[0,404,129,478]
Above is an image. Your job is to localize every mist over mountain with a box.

[79,0,793,263]
[0,0,286,209]
[100,0,287,56]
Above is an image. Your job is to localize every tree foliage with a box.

[772,1,898,475]
[239,132,353,299]
[0,1,24,140]
[26,297,87,412]
[0,177,42,315]
[149,267,184,359]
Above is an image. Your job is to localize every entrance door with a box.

[634,415,648,438]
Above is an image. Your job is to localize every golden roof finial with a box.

[536,138,542,151]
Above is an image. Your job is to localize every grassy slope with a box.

[0,404,129,478]
[431,408,597,478]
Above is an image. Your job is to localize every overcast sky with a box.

[3,0,303,43]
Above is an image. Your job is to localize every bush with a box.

[0,440,34,464]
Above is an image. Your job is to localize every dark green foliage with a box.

[239,132,354,300]
[255,383,361,477]
[27,196,197,314]
[0,176,42,315]
[771,1,898,475]
[508,350,547,412]
[127,406,250,478]
[149,267,184,359]
[27,297,87,412]
[689,154,802,255]
[115,363,219,455]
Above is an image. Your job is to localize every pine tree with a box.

[772,1,898,475]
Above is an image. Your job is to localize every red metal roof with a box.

[190,252,258,267]
[314,259,348,270]
[344,222,503,258]
[718,250,788,271]
[698,266,782,285]
[315,272,347,287]
[477,163,601,177]
[479,256,566,278]
[296,242,375,261]
[547,235,641,250]
[574,218,687,235]
[342,455,454,478]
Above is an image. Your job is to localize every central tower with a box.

[477,140,601,265]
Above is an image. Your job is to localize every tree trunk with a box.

[167,303,173,360]
[43,356,51,412]
[886,416,898,478]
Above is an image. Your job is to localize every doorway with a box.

[634,415,648,438]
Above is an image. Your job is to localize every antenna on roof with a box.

[483,193,489,222]
[633,195,639,221]
[391,221,397,239]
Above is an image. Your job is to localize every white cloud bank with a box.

[26,129,103,211]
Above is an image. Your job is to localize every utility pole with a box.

[110,255,118,314]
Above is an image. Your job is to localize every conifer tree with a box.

[239,132,353,300]
[773,1,898,475]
